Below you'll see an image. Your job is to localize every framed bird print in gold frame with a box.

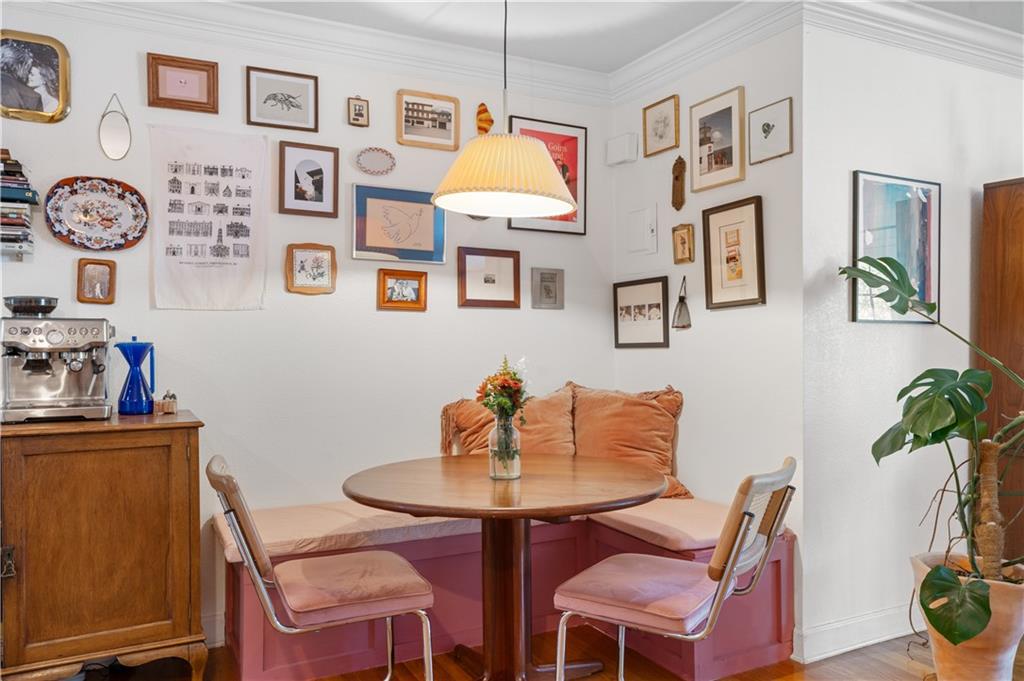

[1,30,71,123]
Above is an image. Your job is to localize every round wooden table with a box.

[343,454,667,681]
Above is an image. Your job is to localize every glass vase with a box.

[488,414,521,480]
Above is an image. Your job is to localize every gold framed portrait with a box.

[1,30,71,123]
[672,223,695,264]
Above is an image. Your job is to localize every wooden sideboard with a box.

[1,411,206,681]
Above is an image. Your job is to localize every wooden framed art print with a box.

[353,184,446,264]
[76,258,116,304]
[690,86,745,192]
[396,89,460,151]
[377,269,427,312]
[1,30,71,123]
[672,223,695,264]
[642,95,679,158]
[458,247,520,308]
[147,52,217,114]
[279,141,339,218]
[285,243,336,295]
[852,171,940,323]
[702,196,765,309]
[531,268,564,310]
[508,116,586,235]
[749,97,793,165]
[614,276,669,348]
[247,66,318,132]
[348,96,369,127]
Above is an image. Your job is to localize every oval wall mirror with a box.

[356,147,396,176]
[98,94,131,161]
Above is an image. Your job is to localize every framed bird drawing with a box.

[352,185,447,264]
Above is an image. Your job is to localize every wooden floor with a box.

[90,626,1024,681]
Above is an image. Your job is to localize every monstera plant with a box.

[840,257,1024,680]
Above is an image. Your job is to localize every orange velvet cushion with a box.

[442,386,575,457]
[568,382,691,498]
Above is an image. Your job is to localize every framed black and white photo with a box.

[396,89,459,151]
[508,116,586,235]
[531,268,564,309]
[278,141,338,218]
[458,247,520,308]
[690,86,745,193]
[247,66,318,132]
[702,196,765,309]
[749,97,792,165]
[1,30,70,123]
[614,276,669,348]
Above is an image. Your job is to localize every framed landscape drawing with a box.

[458,247,520,308]
[614,276,669,348]
[147,52,217,114]
[1,30,71,123]
[247,66,318,132]
[690,86,745,192]
[672,223,695,264]
[279,141,339,218]
[531,267,564,309]
[852,171,940,323]
[702,196,765,309]
[353,184,446,264]
[377,268,427,312]
[77,258,116,304]
[396,89,460,151]
[749,97,792,165]
[286,243,337,295]
[642,95,679,157]
[508,116,586,235]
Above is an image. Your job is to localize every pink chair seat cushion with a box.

[273,550,433,627]
[554,553,728,635]
[589,497,730,552]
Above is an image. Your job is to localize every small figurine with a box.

[155,389,178,415]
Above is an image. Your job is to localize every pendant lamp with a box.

[431,1,576,219]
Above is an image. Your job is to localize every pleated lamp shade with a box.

[432,133,577,218]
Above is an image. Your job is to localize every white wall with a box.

[799,26,1024,662]
[1,2,616,642]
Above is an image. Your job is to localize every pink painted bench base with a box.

[223,519,793,681]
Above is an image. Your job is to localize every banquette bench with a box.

[212,384,794,681]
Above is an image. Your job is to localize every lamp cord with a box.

[503,0,509,133]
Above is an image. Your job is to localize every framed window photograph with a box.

[396,89,460,151]
[285,243,337,295]
[690,86,745,192]
[76,258,116,304]
[642,94,679,158]
[749,97,793,165]
[458,247,520,308]
[279,141,339,218]
[672,223,695,264]
[147,52,217,114]
[531,267,564,310]
[614,276,669,348]
[1,30,71,123]
[508,116,586,236]
[852,171,940,323]
[247,66,318,132]
[702,196,765,309]
[377,268,427,312]
[353,184,446,264]
[348,96,369,127]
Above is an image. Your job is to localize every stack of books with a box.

[1,148,38,256]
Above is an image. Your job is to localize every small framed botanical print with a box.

[377,269,427,312]
[458,247,520,308]
[749,97,793,165]
[353,184,446,264]
[285,243,337,295]
[508,116,586,235]
[672,223,695,264]
[77,258,116,304]
[396,89,460,151]
[531,268,564,310]
[614,276,669,348]
[702,196,765,309]
[1,30,71,123]
[690,86,745,192]
[147,52,218,114]
[348,96,369,127]
[642,95,679,157]
[247,66,318,132]
[279,141,339,218]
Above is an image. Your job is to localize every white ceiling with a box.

[249,1,1024,73]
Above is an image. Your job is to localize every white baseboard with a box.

[794,603,920,664]
[202,612,226,648]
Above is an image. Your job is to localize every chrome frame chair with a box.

[554,457,797,681]
[206,455,434,681]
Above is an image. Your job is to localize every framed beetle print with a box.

[247,66,318,132]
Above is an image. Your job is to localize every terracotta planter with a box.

[912,553,1024,681]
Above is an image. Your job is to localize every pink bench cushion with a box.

[589,498,729,552]
[275,550,433,628]
[212,499,479,563]
[554,553,728,635]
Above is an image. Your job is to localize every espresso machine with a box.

[1,296,115,422]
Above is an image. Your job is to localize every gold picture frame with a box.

[285,243,337,295]
[377,269,427,312]
[690,86,745,193]
[672,224,695,264]
[396,89,460,151]
[642,94,679,157]
[76,258,116,305]
[1,30,70,123]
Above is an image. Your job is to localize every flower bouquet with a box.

[477,357,530,480]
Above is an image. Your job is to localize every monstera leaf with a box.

[920,565,992,645]
[839,256,937,316]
